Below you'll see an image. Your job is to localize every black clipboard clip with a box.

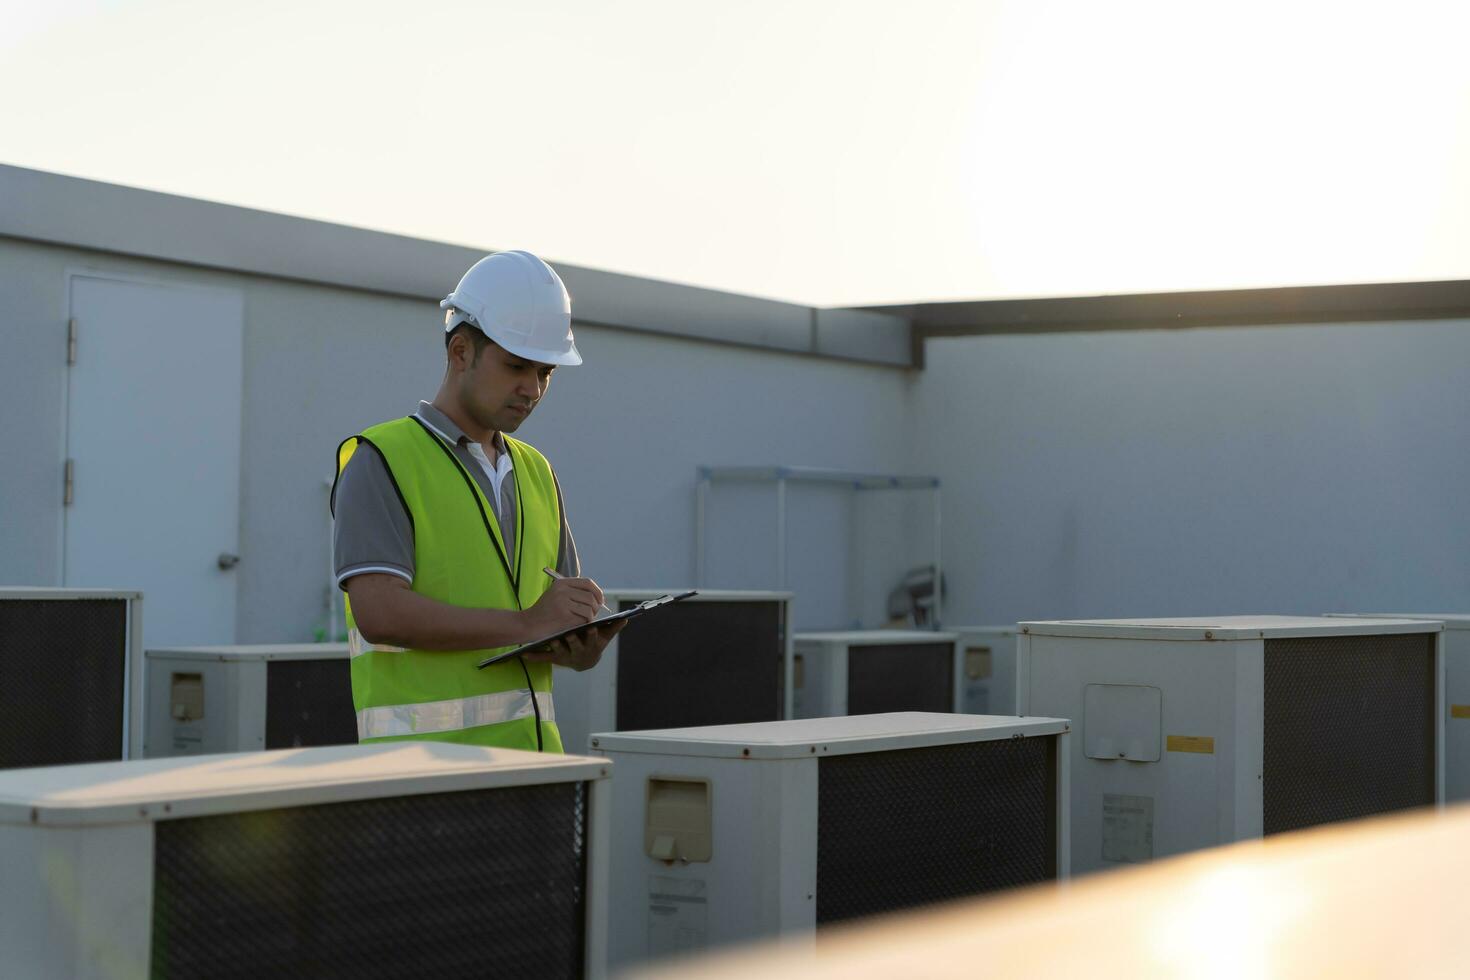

[476,591,699,669]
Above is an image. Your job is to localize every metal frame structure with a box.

[694,466,944,628]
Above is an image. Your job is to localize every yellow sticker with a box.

[1167,735,1215,754]
[1451,705,1470,720]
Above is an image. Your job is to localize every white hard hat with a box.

[441,250,582,366]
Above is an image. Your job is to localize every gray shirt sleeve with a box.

[333,438,580,588]
[332,444,415,589]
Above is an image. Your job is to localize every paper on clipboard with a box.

[476,591,699,668]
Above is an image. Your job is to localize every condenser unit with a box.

[0,588,143,768]
[952,625,1019,716]
[592,712,1070,970]
[554,590,793,754]
[1327,613,1469,802]
[792,631,961,718]
[0,742,611,979]
[1019,616,1444,874]
[145,644,356,756]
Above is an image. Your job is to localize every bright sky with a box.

[3,0,1468,307]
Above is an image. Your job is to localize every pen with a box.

[543,566,614,615]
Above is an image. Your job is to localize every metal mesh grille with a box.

[846,643,954,715]
[0,597,128,768]
[616,600,783,731]
[265,659,359,749]
[1264,632,1436,835]
[816,736,1056,926]
[151,782,588,979]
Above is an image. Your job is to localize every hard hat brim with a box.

[442,302,582,366]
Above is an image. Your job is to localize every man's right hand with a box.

[523,577,605,637]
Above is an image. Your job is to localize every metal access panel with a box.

[1019,616,1445,875]
[0,588,144,768]
[145,645,356,756]
[553,591,793,755]
[593,712,1070,971]
[0,743,613,980]
[952,626,1019,716]
[793,632,962,719]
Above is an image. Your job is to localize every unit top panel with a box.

[1019,615,1442,641]
[590,711,1068,759]
[794,630,959,645]
[146,643,350,661]
[1325,613,1470,631]
[0,743,609,827]
[949,625,1018,637]
[605,589,792,602]
[0,588,142,600]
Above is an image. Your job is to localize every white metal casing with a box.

[1018,615,1445,875]
[950,626,1019,716]
[0,588,145,763]
[0,743,613,980]
[591,712,1070,971]
[554,590,794,754]
[792,630,961,718]
[143,643,350,757]
[1326,614,1470,801]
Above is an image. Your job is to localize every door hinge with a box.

[63,458,75,507]
[67,318,77,366]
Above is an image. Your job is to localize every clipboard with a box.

[476,591,699,668]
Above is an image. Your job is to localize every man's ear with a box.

[446,331,470,372]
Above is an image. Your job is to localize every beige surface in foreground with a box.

[633,803,1470,979]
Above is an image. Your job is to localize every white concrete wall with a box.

[0,238,927,640]
[914,322,1470,625]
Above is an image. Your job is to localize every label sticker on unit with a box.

[1166,735,1215,754]
[1102,794,1154,864]
[1451,705,1470,720]
[649,875,708,959]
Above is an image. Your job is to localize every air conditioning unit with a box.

[0,743,612,979]
[792,631,961,718]
[951,626,1019,716]
[592,712,1070,970]
[554,590,793,754]
[145,643,356,756]
[1019,616,1444,875]
[0,588,143,768]
[1327,613,1469,802]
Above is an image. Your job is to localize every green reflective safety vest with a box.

[336,416,565,752]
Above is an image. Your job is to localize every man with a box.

[330,250,621,752]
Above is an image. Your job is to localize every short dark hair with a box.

[445,322,492,360]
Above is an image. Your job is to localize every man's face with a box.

[453,336,556,434]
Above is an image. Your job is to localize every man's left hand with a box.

[521,619,626,671]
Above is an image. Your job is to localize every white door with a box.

[64,274,244,647]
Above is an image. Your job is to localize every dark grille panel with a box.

[151,782,588,979]
[265,659,359,749]
[616,600,783,731]
[1263,632,1436,835]
[817,736,1056,925]
[846,643,954,715]
[0,597,128,768]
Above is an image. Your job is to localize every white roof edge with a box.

[0,164,913,368]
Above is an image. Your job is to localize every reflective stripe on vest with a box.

[347,628,406,659]
[357,690,556,740]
